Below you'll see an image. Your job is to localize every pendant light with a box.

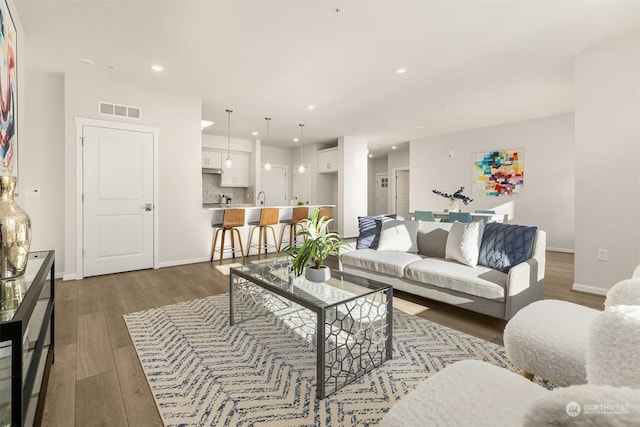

[264,117,272,171]
[224,109,233,168]
[297,124,305,174]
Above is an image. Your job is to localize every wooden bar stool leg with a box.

[278,223,288,252]
[246,226,256,257]
[211,228,221,262]
[219,228,227,265]
[233,228,246,264]
[268,226,279,256]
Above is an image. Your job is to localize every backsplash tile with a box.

[202,174,249,204]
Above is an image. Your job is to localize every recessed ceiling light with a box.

[79,58,94,66]
[396,68,407,74]
[293,138,299,142]
[307,104,316,110]
[368,154,373,158]
[151,64,165,72]
[392,146,397,150]
[201,120,214,129]
[252,131,259,136]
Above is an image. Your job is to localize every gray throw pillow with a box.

[478,222,538,273]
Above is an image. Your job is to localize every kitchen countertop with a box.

[203,203,334,210]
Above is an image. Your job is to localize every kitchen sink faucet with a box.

[257,191,265,205]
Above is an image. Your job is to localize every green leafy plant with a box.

[282,207,350,277]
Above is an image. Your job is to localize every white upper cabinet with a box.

[202,149,222,169]
[221,152,250,187]
[318,147,338,173]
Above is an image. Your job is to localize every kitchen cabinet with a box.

[202,149,222,169]
[0,251,55,427]
[318,148,338,173]
[221,152,249,187]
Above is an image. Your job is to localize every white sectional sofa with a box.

[339,220,546,320]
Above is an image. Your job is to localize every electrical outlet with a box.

[597,248,608,261]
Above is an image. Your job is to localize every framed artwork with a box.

[0,0,17,179]
[472,149,523,197]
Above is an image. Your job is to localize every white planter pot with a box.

[305,266,331,283]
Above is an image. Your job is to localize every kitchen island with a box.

[203,204,335,260]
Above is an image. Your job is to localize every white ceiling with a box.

[15,0,639,157]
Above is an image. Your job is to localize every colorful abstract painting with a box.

[472,150,523,196]
[0,0,16,177]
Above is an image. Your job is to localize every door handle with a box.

[143,203,153,211]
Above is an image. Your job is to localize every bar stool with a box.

[278,206,309,251]
[210,209,246,265]
[318,206,332,233]
[246,208,280,259]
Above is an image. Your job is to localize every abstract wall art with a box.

[0,0,17,178]
[472,149,523,197]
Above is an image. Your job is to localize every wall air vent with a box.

[98,101,141,120]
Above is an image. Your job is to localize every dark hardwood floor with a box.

[40,251,603,426]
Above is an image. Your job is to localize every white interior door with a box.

[292,165,311,204]
[396,169,410,219]
[260,166,288,206]
[83,125,154,277]
[376,173,389,215]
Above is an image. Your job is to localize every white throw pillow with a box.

[445,221,483,267]
[377,219,419,253]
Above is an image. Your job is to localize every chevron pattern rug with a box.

[125,294,513,426]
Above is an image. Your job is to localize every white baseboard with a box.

[62,273,77,281]
[572,283,608,296]
[156,257,210,268]
[547,247,575,254]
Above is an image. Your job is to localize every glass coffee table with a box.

[229,259,393,399]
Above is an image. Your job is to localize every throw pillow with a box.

[356,214,397,249]
[417,222,452,258]
[377,219,419,253]
[478,222,538,273]
[445,221,483,267]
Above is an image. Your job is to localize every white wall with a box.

[63,72,207,276]
[410,113,575,251]
[22,71,65,271]
[574,34,640,293]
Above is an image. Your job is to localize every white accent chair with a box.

[504,278,640,386]
[381,301,640,427]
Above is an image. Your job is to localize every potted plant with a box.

[282,207,350,282]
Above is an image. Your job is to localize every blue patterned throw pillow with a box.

[478,222,538,273]
[356,214,397,249]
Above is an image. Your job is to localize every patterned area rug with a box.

[125,294,514,426]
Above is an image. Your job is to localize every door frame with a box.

[75,117,160,279]
[390,167,410,216]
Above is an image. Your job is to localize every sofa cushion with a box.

[417,222,452,258]
[478,222,538,273]
[445,221,483,267]
[405,258,508,301]
[356,214,397,249]
[377,219,419,253]
[340,249,422,278]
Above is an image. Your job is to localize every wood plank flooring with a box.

[40,251,603,426]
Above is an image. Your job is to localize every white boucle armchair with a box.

[504,278,640,386]
[381,300,640,427]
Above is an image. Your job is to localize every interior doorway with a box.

[76,118,158,278]
[375,173,389,215]
[395,169,410,219]
[292,164,311,204]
